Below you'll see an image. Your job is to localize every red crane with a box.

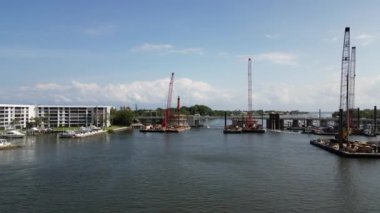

[163,72,175,127]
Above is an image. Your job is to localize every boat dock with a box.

[58,126,106,138]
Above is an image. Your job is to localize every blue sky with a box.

[1,0,380,111]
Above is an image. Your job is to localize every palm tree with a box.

[10,118,21,129]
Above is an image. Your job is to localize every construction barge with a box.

[242,128,266,133]
[310,139,380,158]
[139,103,191,133]
[139,112,191,133]
[223,127,266,134]
[223,116,265,134]
[309,28,380,158]
[139,73,191,134]
[223,59,265,134]
[310,105,380,158]
[310,109,380,159]
[223,125,243,134]
[140,125,191,133]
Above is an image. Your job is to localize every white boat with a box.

[74,129,105,138]
[58,128,105,139]
[58,130,77,138]
[0,139,12,147]
[89,125,101,131]
[2,129,25,138]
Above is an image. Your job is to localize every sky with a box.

[1,0,380,111]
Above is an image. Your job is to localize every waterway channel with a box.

[1,119,380,212]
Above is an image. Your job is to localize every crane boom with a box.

[248,58,252,112]
[349,46,356,109]
[339,27,350,111]
[163,73,174,127]
[247,58,253,127]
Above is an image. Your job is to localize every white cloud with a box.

[35,83,68,91]
[130,43,203,55]
[13,73,380,111]
[20,83,69,91]
[131,43,174,53]
[71,81,100,92]
[355,74,380,107]
[354,33,377,46]
[172,48,203,55]
[239,52,298,65]
[253,78,340,111]
[17,77,233,108]
[248,72,380,111]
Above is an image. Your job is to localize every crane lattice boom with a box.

[247,58,254,127]
[339,27,351,111]
[163,73,174,127]
[349,46,356,109]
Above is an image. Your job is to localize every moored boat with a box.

[0,138,22,150]
[2,129,25,138]
[58,130,77,138]
[58,127,106,138]
[0,139,11,147]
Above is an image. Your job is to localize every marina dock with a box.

[58,126,106,138]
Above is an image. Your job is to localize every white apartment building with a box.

[0,104,111,129]
[0,104,35,129]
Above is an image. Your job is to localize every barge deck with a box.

[310,139,380,158]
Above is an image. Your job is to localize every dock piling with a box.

[224,111,227,129]
[374,106,377,135]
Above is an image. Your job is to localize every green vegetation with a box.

[135,105,229,117]
[111,108,134,126]
[332,109,379,119]
[133,105,309,117]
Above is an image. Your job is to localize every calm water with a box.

[1,120,380,212]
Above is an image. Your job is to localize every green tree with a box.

[332,109,379,119]
[34,117,44,127]
[111,109,134,126]
[188,105,213,116]
[9,118,21,129]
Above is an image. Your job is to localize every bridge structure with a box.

[135,112,378,132]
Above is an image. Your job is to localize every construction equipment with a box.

[339,27,357,140]
[339,27,351,112]
[177,96,180,127]
[349,46,356,110]
[246,58,254,128]
[348,46,356,128]
[163,72,174,128]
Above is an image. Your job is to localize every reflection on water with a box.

[1,126,380,212]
